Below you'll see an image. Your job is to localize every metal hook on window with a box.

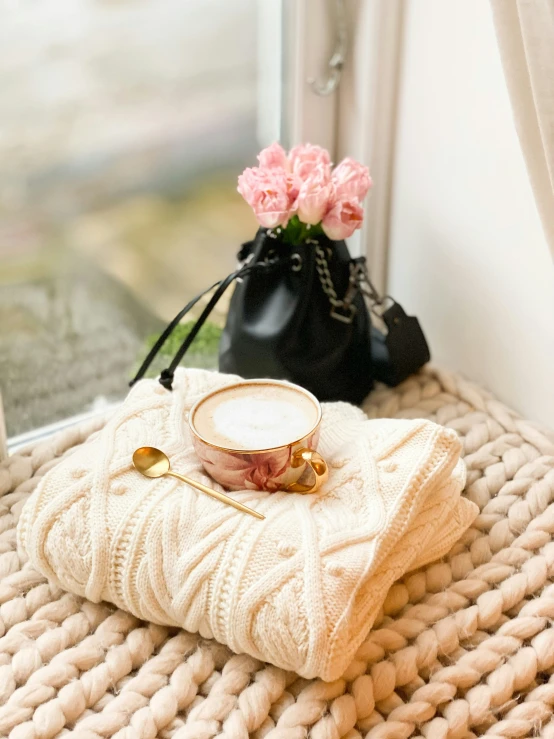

[308,0,347,96]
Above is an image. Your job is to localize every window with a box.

[1,0,267,437]
[1,0,342,441]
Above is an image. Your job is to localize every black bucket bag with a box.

[131,228,430,404]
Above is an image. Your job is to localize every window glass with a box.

[0,0,263,436]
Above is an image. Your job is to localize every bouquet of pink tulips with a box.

[238,143,372,244]
[132,140,429,407]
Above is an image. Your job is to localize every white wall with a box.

[388,0,554,427]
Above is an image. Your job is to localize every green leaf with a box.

[145,320,222,357]
[280,217,324,247]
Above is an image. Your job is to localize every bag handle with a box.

[130,277,223,387]
[130,253,295,391]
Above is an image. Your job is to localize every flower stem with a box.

[281,217,323,246]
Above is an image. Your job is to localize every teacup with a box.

[188,379,328,493]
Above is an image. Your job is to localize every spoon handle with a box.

[167,471,265,520]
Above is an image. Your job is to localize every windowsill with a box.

[7,403,119,456]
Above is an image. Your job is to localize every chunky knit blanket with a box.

[1,367,553,738]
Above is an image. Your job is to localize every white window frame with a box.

[263,0,404,276]
[258,0,341,152]
[337,0,404,289]
[279,0,339,153]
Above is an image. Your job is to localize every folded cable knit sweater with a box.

[17,369,477,680]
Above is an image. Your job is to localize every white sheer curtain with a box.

[490,0,554,259]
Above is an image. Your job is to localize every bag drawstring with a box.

[158,265,246,390]
[130,255,293,391]
[129,278,223,387]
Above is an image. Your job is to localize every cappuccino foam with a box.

[192,383,319,451]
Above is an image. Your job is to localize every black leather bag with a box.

[131,229,430,401]
[220,229,373,403]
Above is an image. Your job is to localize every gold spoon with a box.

[132,446,264,520]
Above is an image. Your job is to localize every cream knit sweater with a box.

[17,369,477,681]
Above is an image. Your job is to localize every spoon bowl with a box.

[133,447,170,478]
[132,446,264,520]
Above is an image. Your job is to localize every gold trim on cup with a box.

[188,379,322,455]
[284,448,328,493]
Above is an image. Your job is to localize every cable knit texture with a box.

[2,366,552,737]
[17,369,475,682]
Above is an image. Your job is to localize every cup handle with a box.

[284,448,328,494]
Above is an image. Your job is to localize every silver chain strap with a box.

[314,245,358,324]
[314,244,388,324]
[245,238,385,325]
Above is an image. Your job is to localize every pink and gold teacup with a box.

[188,379,328,493]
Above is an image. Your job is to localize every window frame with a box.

[278,0,404,274]
[336,0,404,284]
[280,0,339,152]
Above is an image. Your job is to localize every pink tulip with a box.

[257,142,289,170]
[295,165,334,225]
[237,166,297,228]
[289,143,332,179]
[332,158,372,201]
[321,198,364,240]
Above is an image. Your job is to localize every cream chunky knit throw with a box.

[0,368,552,737]
[17,369,475,683]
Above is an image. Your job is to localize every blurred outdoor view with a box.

[0,0,265,436]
